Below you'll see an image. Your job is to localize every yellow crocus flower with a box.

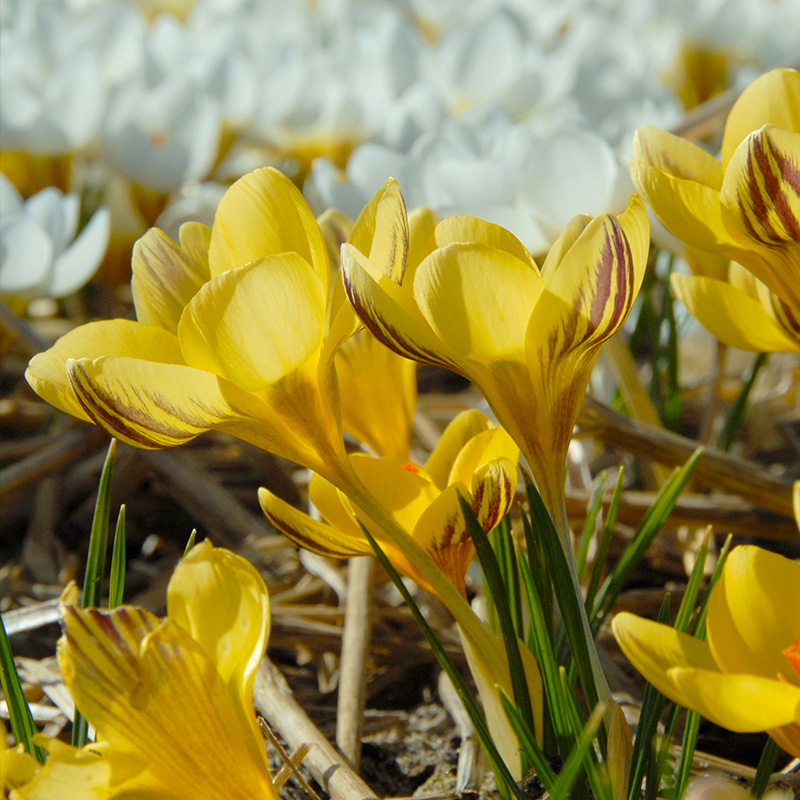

[3,541,277,799]
[671,262,800,355]
[25,167,374,486]
[613,545,800,758]
[259,409,518,596]
[631,67,800,313]
[340,181,649,526]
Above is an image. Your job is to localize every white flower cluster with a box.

[1,0,798,295]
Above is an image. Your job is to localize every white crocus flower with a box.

[100,74,221,193]
[307,115,628,255]
[0,174,110,298]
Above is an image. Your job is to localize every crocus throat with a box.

[782,636,800,680]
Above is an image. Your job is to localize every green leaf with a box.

[73,438,117,748]
[576,472,607,581]
[592,448,702,633]
[183,529,198,559]
[717,352,768,452]
[459,492,536,747]
[0,613,46,763]
[360,520,525,800]
[750,737,781,799]
[585,469,624,617]
[108,505,126,610]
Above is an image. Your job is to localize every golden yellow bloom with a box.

[613,545,800,757]
[631,68,800,313]
[25,167,372,485]
[260,409,518,595]
[671,262,800,355]
[340,181,649,522]
[20,542,275,799]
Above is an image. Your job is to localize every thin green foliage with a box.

[584,469,624,616]
[717,352,768,452]
[183,529,198,558]
[0,613,46,763]
[523,476,601,731]
[750,737,781,799]
[591,448,702,633]
[73,438,117,749]
[360,520,525,800]
[108,505,126,610]
[499,692,557,793]
[549,701,608,800]
[459,493,536,747]
[627,593,672,800]
[576,472,606,581]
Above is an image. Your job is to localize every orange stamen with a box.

[400,462,421,474]
[149,130,167,147]
[782,636,800,679]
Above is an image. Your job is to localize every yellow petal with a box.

[349,453,440,535]
[411,482,475,592]
[317,207,354,270]
[683,247,730,280]
[424,409,494,490]
[707,545,800,683]
[6,739,110,800]
[539,196,649,349]
[166,541,269,731]
[413,243,543,362]
[66,356,262,449]
[670,274,800,354]
[633,125,724,188]
[611,612,719,702]
[132,224,211,334]
[258,487,371,559]
[348,178,409,283]
[178,254,326,391]
[341,242,459,370]
[208,166,329,289]
[469,457,517,533]
[308,472,364,541]
[336,330,416,459]
[719,125,800,311]
[448,426,518,488]
[721,68,800,166]
[406,206,438,277]
[667,668,800,731]
[58,596,276,800]
[433,215,537,269]
[26,321,184,423]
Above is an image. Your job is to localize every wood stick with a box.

[336,556,373,770]
[253,657,378,800]
[577,399,794,518]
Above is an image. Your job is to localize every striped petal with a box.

[448,426,518,488]
[26,320,184,423]
[470,457,517,533]
[166,541,270,734]
[348,178,409,283]
[670,273,800,354]
[720,125,800,311]
[413,242,544,363]
[258,487,371,559]
[707,546,800,684]
[65,356,262,449]
[58,590,276,800]
[132,223,211,334]
[317,207,353,270]
[633,125,724,188]
[340,241,459,370]
[208,167,329,290]
[721,68,800,167]
[178,254,326,392]
[538,195,649,350]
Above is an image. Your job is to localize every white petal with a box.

[49,207,110,298]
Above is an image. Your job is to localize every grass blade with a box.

[360,521,525,800]
[108,505,126,610]
[576,472,606,581]
[73,438,117,748]
[717,352,768,452]
[459,493,536,744]
[499,691,557,792]
[549,701,608,800]
[0,614,46,763]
